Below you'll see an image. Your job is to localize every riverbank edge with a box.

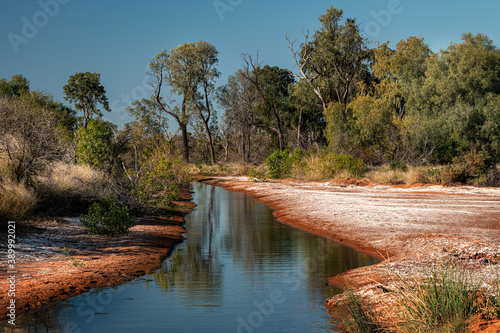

[195,176,500,332]
[0,190,195,321]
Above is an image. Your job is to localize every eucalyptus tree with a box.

[287,6,370,110]
[63,72,110,128]
[126,97,169,147]
[288,79,325,149]
[149,41,220,163]
[420,32,500,162]
[372,36,431,119]
[190,41,220,165]
[149,49,193,163]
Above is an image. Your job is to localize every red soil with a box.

[0,197,194,320]
[3,176,500,331]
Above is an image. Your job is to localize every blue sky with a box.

[1,0,499,127]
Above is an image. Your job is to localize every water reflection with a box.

[1,183,378,332]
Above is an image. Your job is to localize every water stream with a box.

[1,183,378,332]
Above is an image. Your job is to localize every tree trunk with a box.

[241,134,246,162]
[276,116,284,151]
[180,123,189,163]
[246,131,251,162]
[202,118,216,165]
[297,108,302,148]
[224,141,229,162]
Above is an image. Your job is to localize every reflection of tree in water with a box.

[152,185,224,307]
[224,195,296,272]
[200,183,378,294]
[298,236,378,295]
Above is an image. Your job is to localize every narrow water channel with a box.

[1,183,378,333]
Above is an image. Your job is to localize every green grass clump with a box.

[393,265,483,333]
[335,289,383,333]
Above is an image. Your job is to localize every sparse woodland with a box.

[1,6,500,227]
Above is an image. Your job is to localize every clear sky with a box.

[1,0,499,127]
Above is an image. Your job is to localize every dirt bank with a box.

[0,196,194,321]
[197,176,500,331]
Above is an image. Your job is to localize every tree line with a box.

[2,5,500,187]
[125,6,500,169]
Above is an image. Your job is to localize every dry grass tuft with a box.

[291,155,328,180]
[0,180,38,219]
[365,166,407,184]
[36,162,117,202]
[405,166,426,185]
[32,161,128,216]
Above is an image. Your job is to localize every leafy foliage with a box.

[76,119,114,171]
[80,196,134,236]
[265,149,294,179]
[63,72,110,128]
[131,144,191,210]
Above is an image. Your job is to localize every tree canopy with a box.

[63,72,110,128]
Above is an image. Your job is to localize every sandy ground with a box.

[198,176,500,331]
[0,196,194,321]
[2,177,500,330]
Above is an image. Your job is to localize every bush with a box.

[248,167,267,182]
[0,96,60,185]
[453,151,488,178]
[80,196,134,236]
[486,164,500,186]
[75,119,114,171]
[265,149,293,179]
[132,145,190,210]
[265,150,368,181]
[319,152,368,179]
[34,161,133,216]
[389,161,408,172]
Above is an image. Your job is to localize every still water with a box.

[1,183,378,332]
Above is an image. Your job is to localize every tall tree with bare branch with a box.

[286,6,370,110]
[241,55,294,151]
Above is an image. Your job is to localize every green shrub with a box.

[132,145,190,210]
[265,149,293,179]
[264,149,367,180]
[453,151,488,178]
[80,196,134,236]
[320,152,368,178]
[76,119,114,171]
